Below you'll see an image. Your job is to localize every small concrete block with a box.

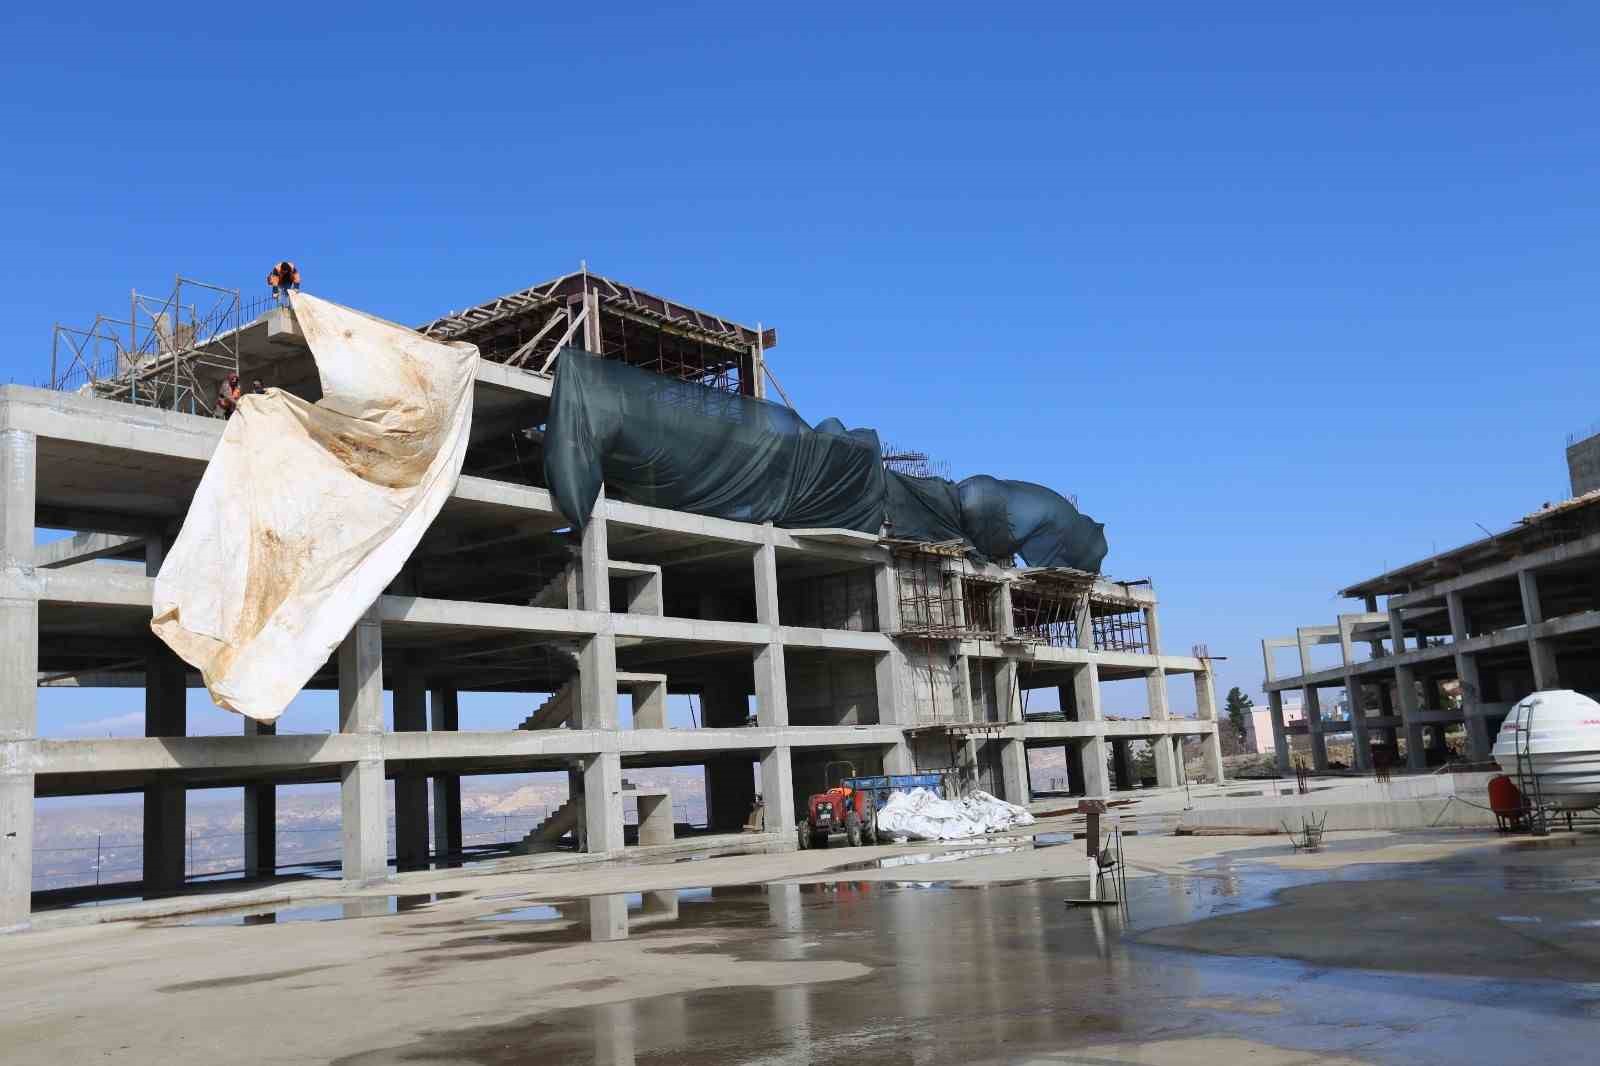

[588,894,629,941]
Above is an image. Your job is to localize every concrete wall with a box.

[1569,432,1600,496]
[1178,772,1501,831]
[786,652,878,726]
[898,646,960,722]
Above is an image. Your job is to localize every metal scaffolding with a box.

[51,276,256,415]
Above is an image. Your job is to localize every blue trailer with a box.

[842,773,945,814]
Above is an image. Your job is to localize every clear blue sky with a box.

[4,3,1597,730]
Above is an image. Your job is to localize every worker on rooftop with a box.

[217,372,242,418]
[267,260,301,301]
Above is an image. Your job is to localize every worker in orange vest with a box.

[267,260,301,300]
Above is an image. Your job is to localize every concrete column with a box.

[1199,730,1225,784]
[392,657,430,872]
[429,686,462,861]
[582,288,604,354]
[1145,667,1170,721]
[752,539,788,729]
[1072,663,1103,722]
[1143,600,1163,654]
[996,659,1021,723]
[143,531,188,889]
[1064,744,1086,793]
[1147,662,1177,786]
[999,739,1030,805]
[1079,736,1111,797]
[761,747,796,838]
[1267,690,1291,774]
[0,429,37,932]
[1058,683,1079,721]
[951,652,974,722]
[944,563,968,630]
[243,720,276,879]
[142,653,187,891]
[339,605,389,884]
[996,578,1015,639]
[143,536,187,893]
[583,751,623,855]
[1110,739,1136,790]
[1074,594,1095,651]
[1302,686,1328,771]
[1518,570,1559,690]
[1345,678,1373,771]
[1446,590,1491,760]
[1338,617,1372,771]
[635,793,674,846]
[1393,662,1426,769]
[1194,665,1217,721]
[872,561,908,747]
[578,492,619,741]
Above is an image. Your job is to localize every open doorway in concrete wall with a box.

[701,753,764,831]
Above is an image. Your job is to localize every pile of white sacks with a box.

[874,788,1035,842]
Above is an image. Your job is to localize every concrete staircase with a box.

[518,671,670,731]
[526,558,664,614]
[518,678,577,730]
[529,563,578,610]
[513,796,584,854]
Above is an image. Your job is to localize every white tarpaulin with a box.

[150,293,478,721]
[874,788,1036,841]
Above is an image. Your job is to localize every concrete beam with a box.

[37,532,143,569]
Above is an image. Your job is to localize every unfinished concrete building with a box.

[1,270,1222,930]
[1261,440,1600,773]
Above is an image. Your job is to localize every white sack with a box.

[151,293,478,721]
[874,788,1036,841]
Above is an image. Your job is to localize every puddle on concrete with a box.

[175,892,466,926]
[332,838,1600,1066]
[816,845,1024,873]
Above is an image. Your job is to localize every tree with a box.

[1224,687,1255,744]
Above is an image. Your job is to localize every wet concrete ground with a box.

[329,836,1600,1065]
[4,830,1599,1064]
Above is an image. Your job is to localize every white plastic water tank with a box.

[1491,689,1600,808]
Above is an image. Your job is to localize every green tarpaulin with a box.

[543,349,1107,572]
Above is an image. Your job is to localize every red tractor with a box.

[798,761,880,849]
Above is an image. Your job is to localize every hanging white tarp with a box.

[151,293,478,721]
[874,788,1036,841]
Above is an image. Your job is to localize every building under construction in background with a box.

[0,268,1222,930]
[1261,435,1600,775]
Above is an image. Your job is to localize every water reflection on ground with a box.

[331,837,1600,1065]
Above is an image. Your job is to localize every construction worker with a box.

[267,260,301,300]
[217,373,242,418]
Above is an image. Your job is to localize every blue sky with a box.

[4,3,1598,732]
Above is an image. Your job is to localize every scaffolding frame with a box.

[1090,596,1150,653]
[50,276,253,415]
[886,539,968,639]
[1008,568,1100,648]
